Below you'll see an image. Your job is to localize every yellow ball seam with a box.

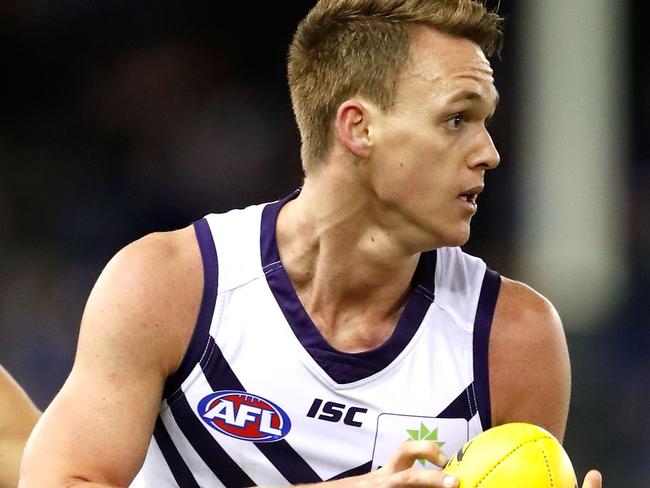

[474,434,550,488]
[538,440,555,488]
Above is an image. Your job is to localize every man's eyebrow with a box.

[449,89,500,108]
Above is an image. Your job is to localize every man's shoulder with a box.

[115,225,200,268]
[490,277,563,355]
[494,277,560,331]
[488,277,571,438]
[86,225,203,374]
[107,224,203,319]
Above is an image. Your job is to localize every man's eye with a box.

[445,114,464,130]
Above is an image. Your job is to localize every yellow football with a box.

[443,423,578,488]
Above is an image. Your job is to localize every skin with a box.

[19,26,602,488]
[0,366,40,488]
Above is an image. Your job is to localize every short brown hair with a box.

[288,0,504,172]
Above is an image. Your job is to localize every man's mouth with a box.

[458,186,484,204]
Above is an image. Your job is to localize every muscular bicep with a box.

[26,346,164,486]
[21,228,201,487]
[488,278,571,441]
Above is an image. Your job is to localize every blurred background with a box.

[0,0,647,485]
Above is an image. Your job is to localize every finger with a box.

[388,440,450,471]
[581,469,602,488]
[390,467,459,488]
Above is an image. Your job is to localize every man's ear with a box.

[335,100,373,159]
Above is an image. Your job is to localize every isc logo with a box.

[306,398,367,427]
[198,390,291,442]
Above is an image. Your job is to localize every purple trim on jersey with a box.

[153,417,201,488]
[169,392,256,487]
[260,191,299,265]
[164,218,219,400]
[472,268,501,429]
[255,437,321,484]
[328,461,373,480]
[260,195,437,384]
[168,337,322,485]
[436,383,476,420]
[200,336,323,484]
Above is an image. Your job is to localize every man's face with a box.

[368,27,500,251]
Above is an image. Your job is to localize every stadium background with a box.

[0,1,647,485]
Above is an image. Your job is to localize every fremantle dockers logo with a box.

[197,390,292,442]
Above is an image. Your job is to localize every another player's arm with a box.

[0,366,41,488]
[489,277,571,440]
[19,227,202,488]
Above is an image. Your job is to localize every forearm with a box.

[19,433,142,488]
[59,481,123,488]
[19,476,123,488]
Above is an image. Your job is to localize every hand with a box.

[581,470,602,488]
[352,440,458,488]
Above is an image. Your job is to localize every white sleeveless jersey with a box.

[131,192,501,487]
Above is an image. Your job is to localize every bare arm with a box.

[19,227,202,488]
[489,278,602,487]
[489,277,571,440]
[0,366,41,488]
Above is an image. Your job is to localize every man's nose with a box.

[471,128,500,170]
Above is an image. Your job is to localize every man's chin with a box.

[407,219,472,252]
[439,226,471,248]
[415,226,470,252]
[444,235,470,248]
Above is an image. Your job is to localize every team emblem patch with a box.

[197,390,291,442]
[371,414,469,471]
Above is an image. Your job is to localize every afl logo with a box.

[197,390,291,442]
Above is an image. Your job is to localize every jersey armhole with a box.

[163,218,219,400]
[472,268,501,430]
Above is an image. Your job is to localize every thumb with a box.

[581,470,602,488]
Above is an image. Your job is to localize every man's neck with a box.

[275,171,421,353]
